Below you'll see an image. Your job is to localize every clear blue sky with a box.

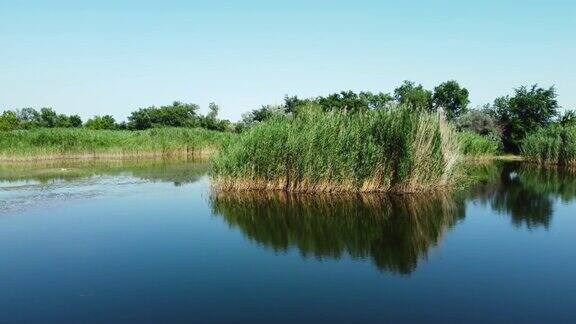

[1,0,574,121]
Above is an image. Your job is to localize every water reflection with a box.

[211,192,466,274]
[0,158,208,186]
[212,162,576,274]
[469,163,576,229]
[0,159,208,215]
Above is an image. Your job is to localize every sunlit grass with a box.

[0,127,233,161]
[212,107,461,193]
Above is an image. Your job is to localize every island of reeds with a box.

[211,106,460,193]
[2,80,574,168]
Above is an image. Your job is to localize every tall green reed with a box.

[0,127,232,161]
[211,107,460,193]
[522,125,576,165]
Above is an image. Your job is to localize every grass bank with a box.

[0,127,232,162]
[211,107,461,193]
[522,125,576,165]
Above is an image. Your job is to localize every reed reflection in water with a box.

[211,192,466,275]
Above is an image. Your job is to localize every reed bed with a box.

[211,107,460,193]
[458,131,501,157]
[521,125,576,165]
[0,127,232,162]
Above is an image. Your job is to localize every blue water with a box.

[0,161,574,323]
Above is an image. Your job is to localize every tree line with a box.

[0,101,231,132]
[242,81,573,152]
[2,80,574,153]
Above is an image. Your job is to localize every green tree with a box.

[198,102,231,131]
[359,91,394,109]
[68,115,83,127]
[317,91,367,113]
[17,108,41,124]
[128,101,199,130]
[559,110,576,127]
[207,102,219,120]
[491,84,559,152]
[0,110,19,131]
[55,114,72,127]
[40,107,58,127]
[433,80,470,121]
[394,81,433,111]
[456,109,500,136]
[283,95,307,114]
[241,105,285,126]
[85,115,117,130]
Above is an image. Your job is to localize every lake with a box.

[0,160,575,323]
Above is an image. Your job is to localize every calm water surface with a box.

[0,160,575,323]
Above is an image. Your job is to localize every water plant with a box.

[521,125,576,165]
[211,107,460,193]
[0,127,232,161]
[458,131,501,157]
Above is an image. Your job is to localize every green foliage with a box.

[433,80,470,121]
[458,131,501,157]
[456,109,500,136]
[128,101,199,130]
[316,90,393,113]
[212,107,460,193]
[239,91,393,131]
[241,105,286,126]
[560,110,576,127]
[85,115,117,130]
[17,108,42,127]
[521,125,576,165]
[0,127,233,161]
[394,81,433,111]
[1,107,81,129]
[283,95,306,114]
[490,84,559,152]
[68,115,83,127]
[40,108,58,127]
[198,102,232,131]
[0,111,19,131]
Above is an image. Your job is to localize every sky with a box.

[1,0,575,122]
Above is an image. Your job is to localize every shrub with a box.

[0,111,19,131]
[458,131,501,157]
[85,115,117,130]
[456,109,500,136]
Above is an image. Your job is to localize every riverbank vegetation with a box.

[0,101,232,132]
[522,125,576,165]
[2,80,574,168]
[0,127,231,161]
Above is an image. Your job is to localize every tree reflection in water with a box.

[211,192,466,275]
[469,162,576,230]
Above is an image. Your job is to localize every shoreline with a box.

[0,148,217,163]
